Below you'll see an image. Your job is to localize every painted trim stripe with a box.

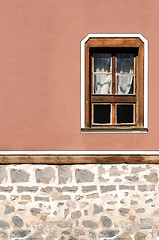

[0,151,158,155]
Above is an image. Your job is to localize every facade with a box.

[0,0,159,239]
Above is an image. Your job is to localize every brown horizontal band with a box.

[91,95,136,103]
[0,154,158,164]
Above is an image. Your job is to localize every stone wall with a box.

[0,164,158,239]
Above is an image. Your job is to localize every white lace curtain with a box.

[94,75,112,94]
[117,75,133,94]
[94,74,133,94]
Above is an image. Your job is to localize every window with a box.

[81,34,148,133]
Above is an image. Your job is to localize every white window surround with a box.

[81,33,148,133]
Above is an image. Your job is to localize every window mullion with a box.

[135,55,138,126]
[112,103,116,124]
[90,55,94,127]
[112,55,116,124]
[112,55,116,94]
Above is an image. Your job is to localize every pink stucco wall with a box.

[0,0,158,150]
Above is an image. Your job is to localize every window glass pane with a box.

[94,75,112,94]
[94,54,111,73]
[93,104,111,124]
[117,75,134,94]
[116,104,134,123]
[117,54,135,73]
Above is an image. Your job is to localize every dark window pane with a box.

[117,104,134,123]
[93,104,111,124]
[117,54,135,73]
[93,54,111,73]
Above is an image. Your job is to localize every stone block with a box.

[62,230,70,235]
[0,186,13,192]
[119,185,135,190]
[4,205,15,214]
[0,167,7,184]
[100,185,116,192]
[89,232,96,238]
[125,176,139,182]
[0,195,6,200]
[30,208,41,216]
[82,185,97,193]
[140,218,153,229]
[10,231,31,238]
[99,230,119,238]
[71,211,81,219]
[144,172,158,183]
[145,198,153,204]
[84,210,88,216]
[119,208,130,216]
[74,229,85,236]
[56,221,72,228]
[82,220,98,229]
[86,193,99,199]
[130,200,138,205]
[131,167,146,174]
[12,216,23,228]
[17,186,38,193]
[100,216,112,228]
[134,232,146,240]
[58,166,72,184]
[40,186,53,193]
[59,195,71,200]
[0,221,10,229]
[21,195,31,200]
[136,208,145,213]
[138,185,155,192]
[75,169,94,183]
[64,209,69,218]
[56,186,78,193]
[0,231,8,239]
[10,169,30,183]
[34,196,49,202]
[35,168,55,184]
[93,204,103,214]
[27,232,44,240]
[68,237,77,240]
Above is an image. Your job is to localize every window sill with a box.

[81,127,148,133]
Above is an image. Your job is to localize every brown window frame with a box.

[82,36,147,132]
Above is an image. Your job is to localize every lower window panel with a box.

[92,103,135,125]
[116,104,134,124]
[93,104,111,124]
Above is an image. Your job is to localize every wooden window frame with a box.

[81,34,148,133]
